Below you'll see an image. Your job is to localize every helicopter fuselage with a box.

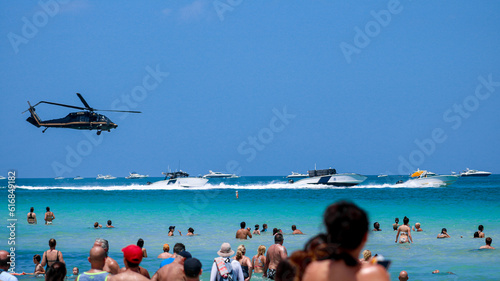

[27,109,117,131]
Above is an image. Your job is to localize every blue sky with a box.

[1,1,499,178]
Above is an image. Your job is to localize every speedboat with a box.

[74,176,84,180]
[54,177,64,180]
[97,174,116,180]
[149,170,208,188]
[294,168,367,186]
[203,170,238,179]
[286,172,308,179]
[126,172,149,179]
[397,170,459,187]
[377,174,388,178]
[459,168,491,177]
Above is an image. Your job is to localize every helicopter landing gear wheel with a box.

[97,131,102,135]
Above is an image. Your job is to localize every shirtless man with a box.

[151,251,191,281]
[263,233,287,280]
[478,225,485,238]
[109,245,149,281]
[372,222,381,231]
[45,207,55,224]
[480,237,495,249]
[77,247,109,281]
[158,244,173,259]
[236,222,252,239]
[94,238,120,274]
[412,222,423,232]
[292,225,303,234]
[27,207,37,224]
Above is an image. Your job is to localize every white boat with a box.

[377,174,388,178]
[97,174,116,180]
[126,172,149,179]
[0,176,5,180]
[286,172,308,178]
[294,168,367,186]
[74,176,84,180]
[149,171,208,188]
[55,177,64,180]
[203,170,238,179]
[397,170,459,187]
[460,168,491,177]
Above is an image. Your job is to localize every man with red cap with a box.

[109,245,149,281]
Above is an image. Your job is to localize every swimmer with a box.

[480,237,495,249]
[107,220,114,228]
[186,227,195,236]
[412,222,423,232]
[372,222,381,231]
[45,207,55,225]
[137,238,147,258]
[94,222,102,228]
[292,225,304,234]
[33,254,45,275]
[261,223,268,232]
[398,270,408,281]
[395,216,412,243]
[437,228,450,238]
[168,226,181,236]
[478,225,485,238]
[393,218,399,231]
[253,224,261,235]
[236,222,252,239]
[158,244,173,259]
[474,231,480,238]
[72,267,79,276]
[27,207,37,224]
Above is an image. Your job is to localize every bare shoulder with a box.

[112,271,150,281]
[357,264,390,281]
[303,260,329,281]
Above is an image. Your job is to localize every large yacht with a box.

[126,172,149,179]
[149,171,208,188]
[294,168,367,186]
[203,170,239,179]
[97,174,116,180]
[460,168,491,177]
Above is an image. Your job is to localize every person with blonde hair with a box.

[252,245,266,274]
[234,245,253,281]
[360,250,371,263]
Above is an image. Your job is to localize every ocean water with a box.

[1,175,499,281]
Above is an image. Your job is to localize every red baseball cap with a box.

[122,245,143,263]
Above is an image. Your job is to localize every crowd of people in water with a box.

[0,203,494,281]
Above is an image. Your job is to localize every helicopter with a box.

[23,93,141,135]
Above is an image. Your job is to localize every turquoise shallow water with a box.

[1,175,499,281]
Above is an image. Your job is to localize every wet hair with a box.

[486,237,492,245]
[95,238,109,252]
[46,207,50,211]
[188,227,194,233]
[292,225,297,231]
[240,221,246,228]
[137,238,144,248]
[275,233,284,243]
[255,224,259,229]
[46,261,66,281]
[474,231,479,238]
[173,243,185,254]
[403,216,409,225]
[257,245,266,256]
[441,228,447,233]
[322,201,368,266]
[478,225,484,231]
[374,222,380,229]
[107,220,112,226]
[49,238,57,247]
[169,226,175,231]
[362,250,371,261]
[30,207,34,212]
[395,218,399,223]
[273,228,279,235]
[34,254,41,262]
[275,259,296,281]
[235,245,246,260]
[94,222,99,228]
[263,224,268,229]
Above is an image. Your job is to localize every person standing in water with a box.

[27,207,37,224]
[395,217,412,243]
[45,207,55,225]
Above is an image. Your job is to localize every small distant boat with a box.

[0,176,6,180]
[377,174,388,178]
[397,169,458,187]
[286,172,308,179]
[149,171,208,188]
[74,176,84,180]
[460,168,491,177]
[126,172,149,179]
[203,170,239,179]
[54,177,64,180]
[97,174,116,180]
[294,168,367,186]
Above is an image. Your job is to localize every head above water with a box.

[240,221,246,229]
[292,225,297,231]
[398,270,408,281]
[30,207,34,212]
[107,220,112,226]
[173,243,186,254]
[403,216,409,225]
[46,206,50,212]
[49,238,57,247]
[395,218,399,223]
[486,237,492,245]
[474,231,479,238]
[275,233,284,243]
[163,244,170,252]
[263,224,268,229]
[137,238,144,248]
[374,222,380,229]
[441,228,447,234]
[255,224,259,230]
[324,201,368,250]
[478,225,484,231]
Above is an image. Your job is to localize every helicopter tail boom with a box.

[25,101,42,128]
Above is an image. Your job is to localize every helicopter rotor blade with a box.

[93,109,142,113]
[76,93,93,111]
[39,101,87,110]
